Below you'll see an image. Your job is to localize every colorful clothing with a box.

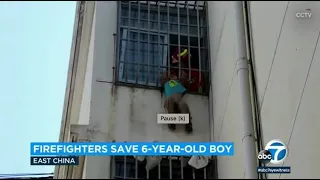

[164,80,187,97]
[172,48,189,64]
[188,70,205,93]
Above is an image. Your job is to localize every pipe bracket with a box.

[242,133,253,142]
[236,57,250,74]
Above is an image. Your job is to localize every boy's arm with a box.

[161,71,169,86]
[180,78,190,90]
[160,71,169,94]
[180,71,190,90]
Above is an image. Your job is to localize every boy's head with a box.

[169,71,178,80]
[170,74,178,80]
[171,48,189,65]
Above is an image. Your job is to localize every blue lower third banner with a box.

[30,142,234,156]
[30,156,79,165]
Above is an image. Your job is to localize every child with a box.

[161,71,193,133]
[172,47,205,93]
[171,47,191,64]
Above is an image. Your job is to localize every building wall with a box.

[55,1,95,178]
[78,1,95,126]
[208,1,320,179]
[207,2,245,178]
[81,1,211,179]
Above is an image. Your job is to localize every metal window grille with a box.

[116,1,210,95]
[112,156,217,179]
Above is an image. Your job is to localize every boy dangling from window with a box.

[160,48,193,133]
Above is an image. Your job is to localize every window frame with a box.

[118,28,168,87]
[115,1,210,96]
[111,155,217,179]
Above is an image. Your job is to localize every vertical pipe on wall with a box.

[233,1,258,179]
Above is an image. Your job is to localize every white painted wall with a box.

[81,1,210,179]
[78,2,95,126]
[251,1,320,179]
[69,1,95,126]
[207,2,245,178]
[208,1,320,179]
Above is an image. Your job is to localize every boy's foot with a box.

[168,124,176,131]
[185,123,193,134]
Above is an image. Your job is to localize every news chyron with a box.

[257,139,291,174]
[31,156,79,166]
[30,142,234,165]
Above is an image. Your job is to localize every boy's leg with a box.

[164,96,177,131]
[171,94,193,133]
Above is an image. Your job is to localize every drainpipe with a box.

[233,1,258,179]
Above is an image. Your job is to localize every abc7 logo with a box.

[257,139,288,165]
[258,150,272,164]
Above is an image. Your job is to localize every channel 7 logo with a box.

[258,139,288,165]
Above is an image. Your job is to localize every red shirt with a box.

[187,70,205,93]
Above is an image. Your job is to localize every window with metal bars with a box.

[116,1,209,95]
[112,156,216,179]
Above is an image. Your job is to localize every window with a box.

[112,156,217,179]
[116,1,209,95]
[118,29,168,86]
